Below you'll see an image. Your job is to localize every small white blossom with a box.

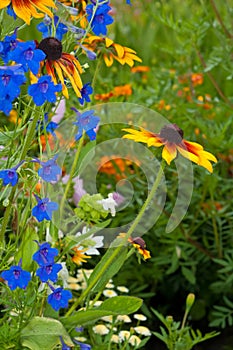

[116,286,129,293]
[110,334,120,343]
[103,289,118,298]
[58,262,69,288]
[97,193,118,217]
[116,315,131,323]
[119,330,131,341]
[134,326,151,336]
[93,324,109,335]
[74,226,104,255]
[129,335,141,346]
[133,314,147,321]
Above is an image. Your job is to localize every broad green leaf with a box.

[20,317,73,350]
[98,296,142,315]
[61,296,142,327]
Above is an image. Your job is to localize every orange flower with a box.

[0,0,56,25]
[99,156,137,180]
[83,36,142,67]
[72,246,91,265]
[128,237,151,260]
[113,84,132,97]
[38,37,83,98]
[191,73,204,86]
[131,66,150,73]
[94,91,114,101]
[122,124,217,173]
[157,100,171,111]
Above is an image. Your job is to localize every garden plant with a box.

[0,0,232,349]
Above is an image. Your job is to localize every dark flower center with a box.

[54,291,62,300]
[45,265,52,274]
[132,237,146,249]
[39,81,49,93]
[24,48,34,61]
[41,248,48,257]
[159,124,184,144]
[7,170,15,179]
[38,37,62,60]
[13,269,20,279]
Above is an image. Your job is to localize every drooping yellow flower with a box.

[123,124,217,173]
[38,37,83,98]
[0,0,56,25]
[58,0,88,28]
[128,237,151,260]
[83,36,142,67]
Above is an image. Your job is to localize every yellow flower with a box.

[122,124,217,173]
[38,37,83,98]
[83,36,142,67]
[72,246,91,265]
[0,0,56,25]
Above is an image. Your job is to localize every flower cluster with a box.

[33,242,72,311]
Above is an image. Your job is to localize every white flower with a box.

[74,226,104,255]
[92,324,109,335]
[97,193,118,217]
[58,262,69,288]
[93,300,103,307]
[110,334,120,343]
[74,337,87,343]
[119,330,131,341]
[116,315,131,323]
[101,315,113,323]
[129,335,141,346]
[103,289,118,298]
[133,314,147,321]
[116,286,129,293]
[134,326,151,336]
[106,282,115,289]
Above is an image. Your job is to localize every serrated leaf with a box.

[20,317,73,350]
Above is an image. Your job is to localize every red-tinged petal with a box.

[162,144,177,164]
[53,61,69,98]
[177,145,200,164]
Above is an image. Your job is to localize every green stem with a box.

[0,107,41,244]
[65,161,165,316]
[60,135,84,218]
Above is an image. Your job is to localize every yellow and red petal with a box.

[162,143,177,164]
[53,61,69,98]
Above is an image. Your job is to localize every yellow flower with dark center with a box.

[38,37,83,98]
[83,36,142,67]
[123,124,217,173]
[72,246,91,265]
[0,0,56,25]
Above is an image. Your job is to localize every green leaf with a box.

[181,266,196,284]
[15,226,38,270]
[20,317,73,350]
[61,296,142,327]
[98,296,142,315]
[87,238,128,292]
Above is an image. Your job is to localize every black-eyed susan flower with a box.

[123,124,217,173]
[0,0,56,25]
[37,37,83,98]
[83,36,142,67]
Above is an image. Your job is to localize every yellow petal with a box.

[105,37,114,47]
[162,144,177,164]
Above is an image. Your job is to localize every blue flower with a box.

[36,263,62,282]
[7,5,17,19]
[79,83,93,105]
[32,195,58,222]
[8,41,46,75]
[37,113,59,138]
[34,155,62,182]
[73,109,100,141]
[126,0,132,4]
[37,15,68,41]
[73,340,92,350]
[28,75,62,106]
[1,264,31,291]
[60,337,71,350]
[86,3,114,35]
[0,160,24,186]
[33,242,59,266]
[47,287,72,311]
[0,65,26,114]
[0,32,18,63]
